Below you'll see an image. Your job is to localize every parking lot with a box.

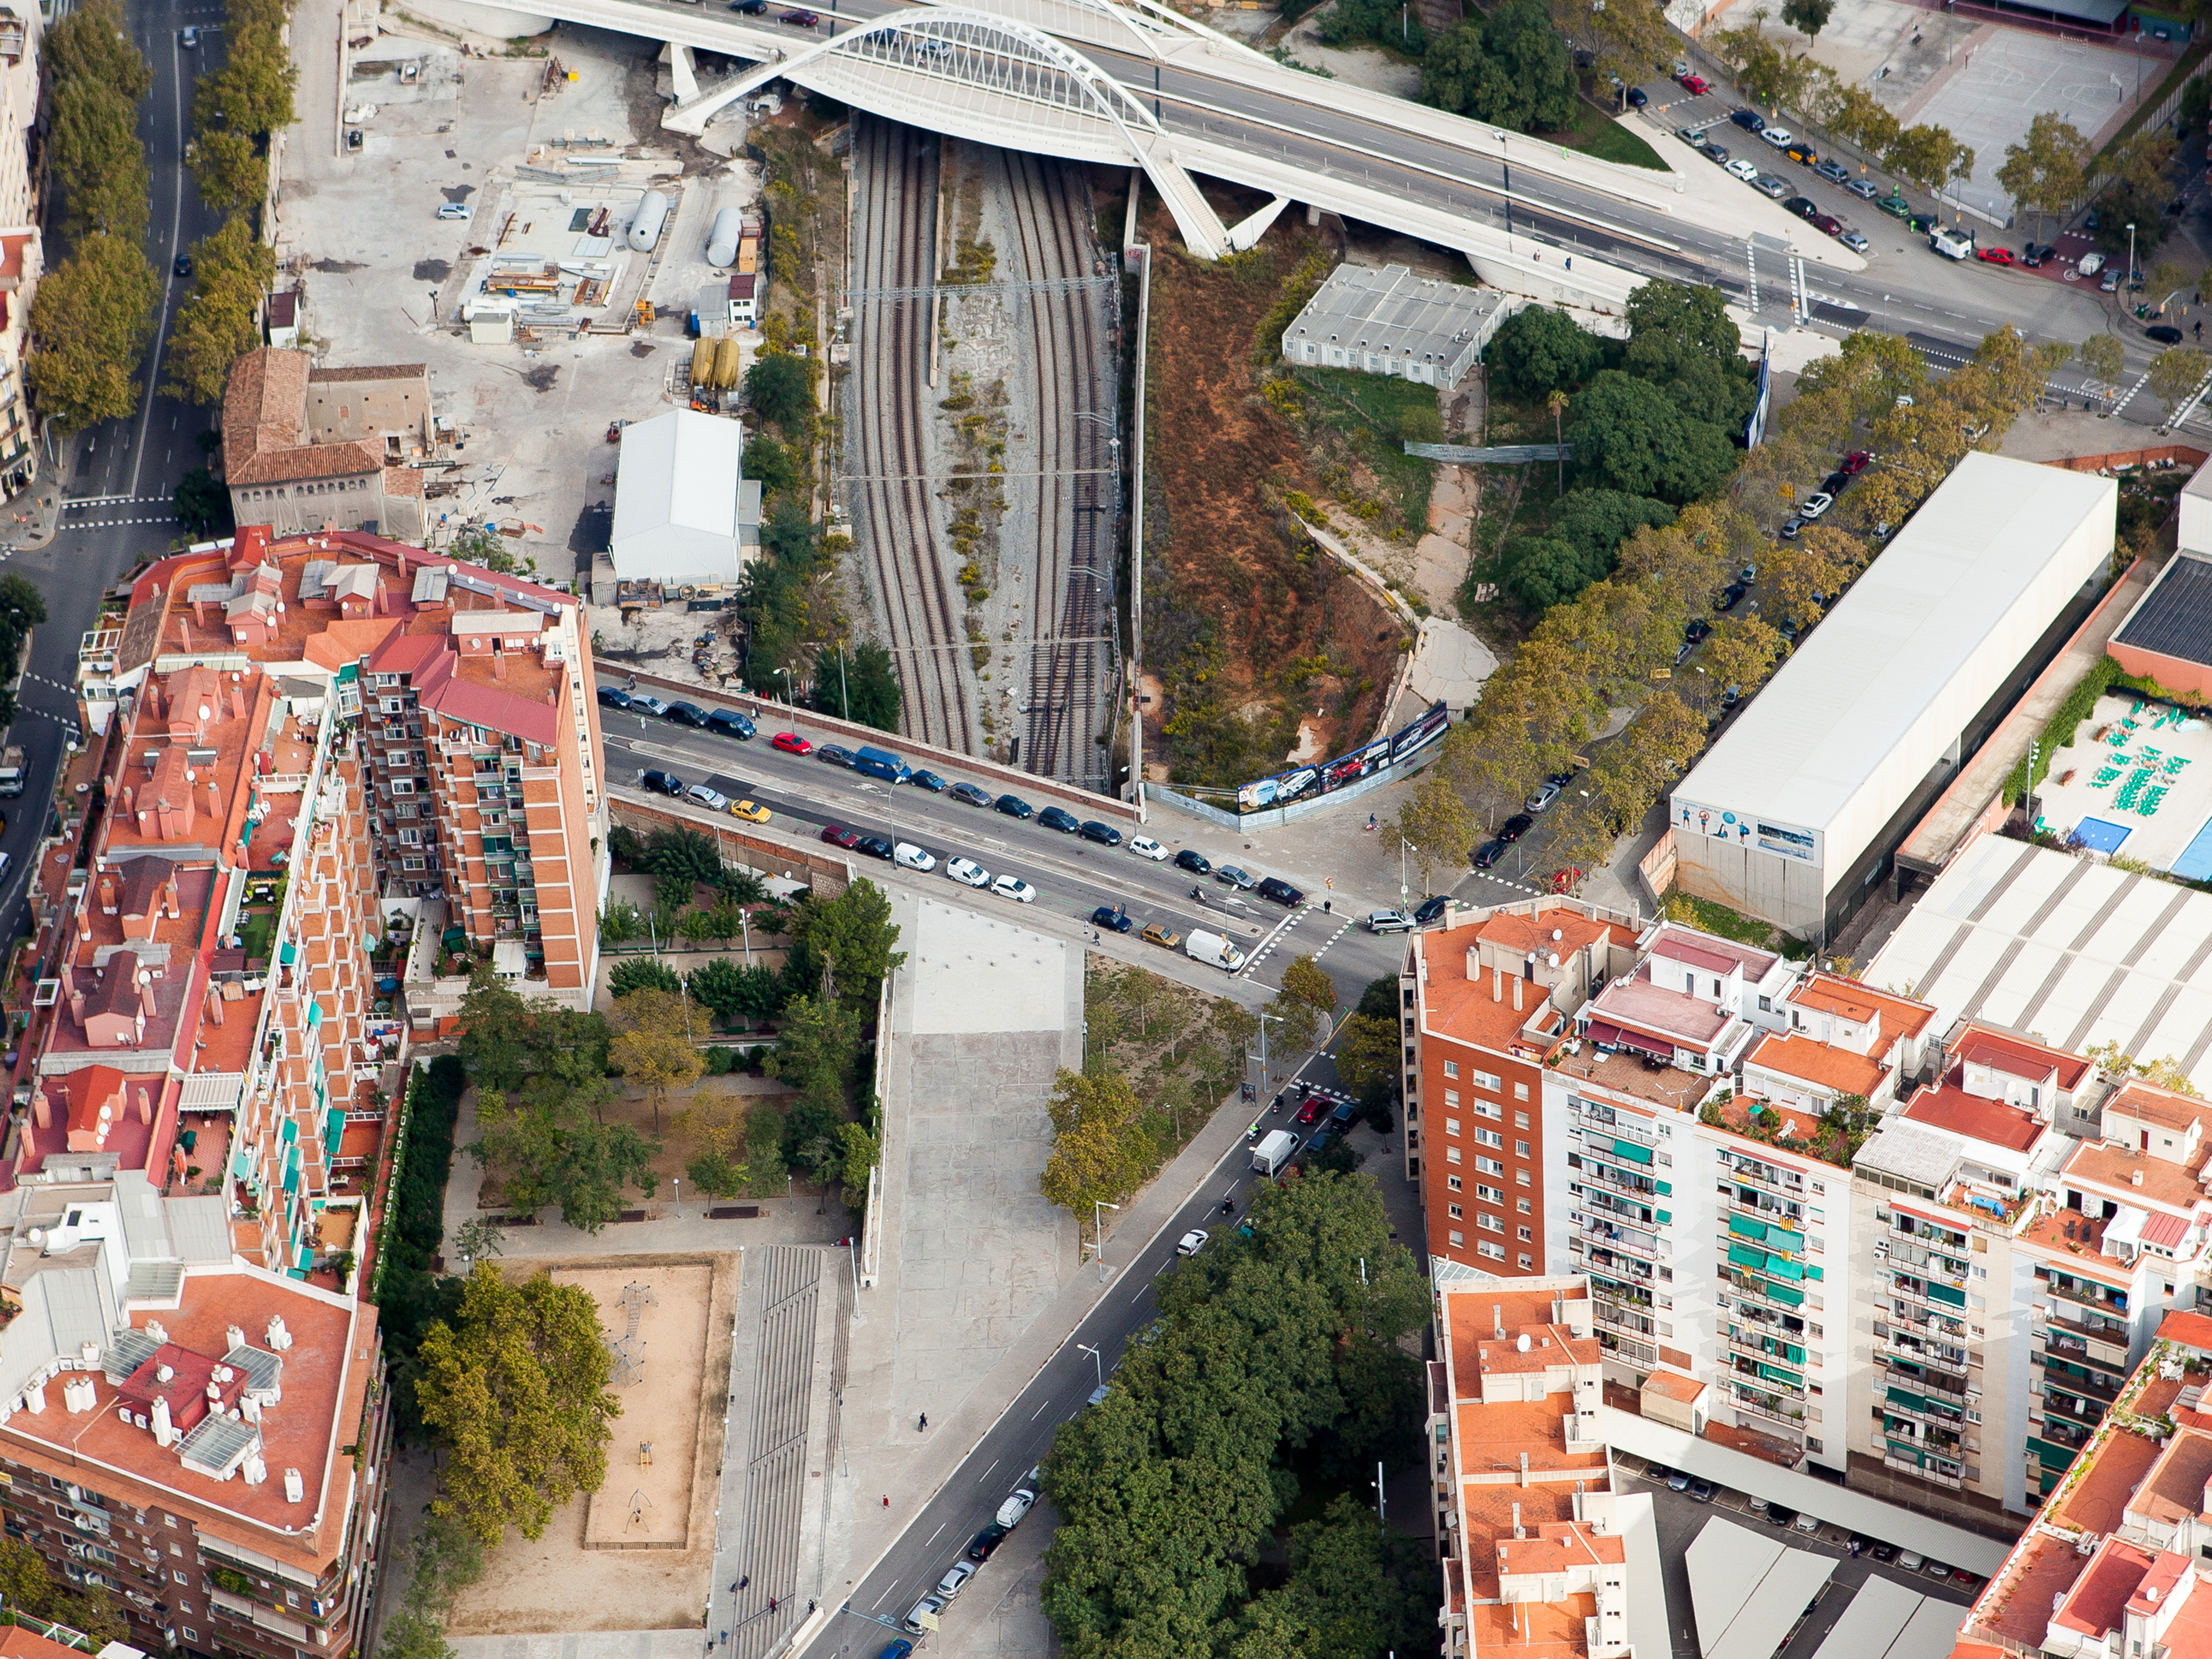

[1612,1457,1983,1659]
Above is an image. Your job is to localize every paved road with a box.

[0,0,229,944]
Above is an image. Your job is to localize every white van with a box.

[893,842,936,873]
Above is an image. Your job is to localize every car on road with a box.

[1624,86,1646,106]
[995,794,1035,820]
[631,695,671,716]
[855,836,895,860]
[1677,125,1706,145]
[2148,323,2186,344]
[1839,228,1870,252]
[1257,876,1305,907]
[817,743,856,769]
[947,857,989,887]
[597,686,633,709]
[705,708,755,740]
[1216,865,1256,889]
[174,253,196,278]
[1498,812,1534,842]
[1174,848,1212,875]
[1685,618,1713,644]
[435,203,471,221]
[997,1486,1037,1528]
[1473,839,1508,869]
[1176,1229,1209,1256]
[967,1526,1009,1562]
[1091,906,1133,934]
[894,842,937,872]
[641,769,684,796]
[1526,780,1562,812]
[1814,158,1850,184]
[1799,491,1833,519]
[1079,820,1122,847]
[1730,107,1764,132]
[936,1561,977,1601]
[181,24,200,44]
[770,731,812,755]
[947,781,992,806]
[1130,834,1169,860]
[1703,142,1731,166]
[1678,71,1708,93]
[1759,126,1793,149]
[1141,922,1182,949]
[1365,909,1413,933]
[819,824,862,850]
[1414,894,1451,924]
[992,874,1037,904]
[1976,245,2016,266]
[909,769,948,792]
[1296,1094,1328,1125]
[902,1595,945,1634]
[665,701,709,726]
[1037,805,1081,833]
[1724,157,1760,183]
[1689,1479,1714,1502]
[686,784,730,811]
[780,7,820,21]
[1716,582,1747,610]
[1846,177,1880,200]
[1752,173,1788,199]
[729,799,771,824]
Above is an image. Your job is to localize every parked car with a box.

[1780,515,1804,539]
[665,700,709,726]
[1730,107,1764,132]
[686,784,730,811]
[1129,834,1169,860]
[1677,125,1707,145]
[705,708,755,740]
[1365,909,1413,933]
[1689,1479,1714,1502]
[1846,178,1880,200]
[1841,450,1871,475]
[894,842,938,873]
[1174,848,1212,875]
[1799,491,1833,520]
[1257,876,1306,907]
[947,781,993,806]
[2021,242,2055,266]
[1703,143,1731,166]
[1526,780,1562,812]
[1795,1512,1821,1536]
[854,836,895,861]
[780,7,820,21]
[1752,173,1789,199]
[1176,1229,1209,1256]
[435,203,471,222]
[991,874,1038,904]
[1685,618,1713,644]
[1871,1542,1898,1564]
[1767,1505,1797,1528]
[1079,820,1123,846]
[2148,324,2186,344]
[1624,86,1647,106]
[597,685,633,709]
[936,1561,977,1601]
[1037,805,1081,833]
[729,799,771,824]
[1784,142,1817,166]
[995,794,1035,820]
[1141,922,1182,949]
[1664,1468,1691,1492]
[1976,245,2016,266]
[909,768,948,791]
[946,857,989,887]
[1759,126,1793,149]
[1716,582,1747,610]
[902,1596,945,1635]
[1925,1562,1953,1582]
[1091,906,1133,934]
[1216,865,1256,889]
[1822,470,1849,494]
[1725,157,1760,183]
[631,695,671,716]
[1839,228,1870,252]
[819,824,861,849]
[770,731,812,755]
[1498,812,1534,842]
[816,744,856,769]
[730,0,768,10]
[641,768,684,796]
[1898,1550,1926,1572]
[1678,72,1708,93]
[1814,158,1850,184]
[1473,839,1508,870]
[1413,895,1451,924]
[1784,195,1818,221]
[1810,212,1841,235]
[996,1484,1038,1528]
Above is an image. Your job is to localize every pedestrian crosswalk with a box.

[65,516,176,530]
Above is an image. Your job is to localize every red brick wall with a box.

[1418,1030,1548,1277]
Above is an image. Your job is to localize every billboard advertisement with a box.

[1674,798,1821,865]
[1234,701,1452,815]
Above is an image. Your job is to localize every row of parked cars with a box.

[883,1471,1042,1648]
[1645,1463,1980,1585]
[1471,768,1582,870]
[1680,109,1874,252]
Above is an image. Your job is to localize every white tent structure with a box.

[610,408,761,590]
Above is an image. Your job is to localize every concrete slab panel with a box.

[1893,1594,1973,1659]
[1689,1517,1785,1655]
[1808,1573,1921,1659]
[1709,1546,1836,1659]
[906,897,1072,1035]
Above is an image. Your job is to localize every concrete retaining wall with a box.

[608,785,855,894]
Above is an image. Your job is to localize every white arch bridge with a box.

[457,0,1866,310]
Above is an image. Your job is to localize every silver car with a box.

[1365,909,1413,934]
[1753,172,1789,199]
[904,1593,946,1633]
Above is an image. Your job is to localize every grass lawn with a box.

[1546,97,1667,171]
[1660,892,1814,957]
[238,908,275,963]
[1290,366,1438,533]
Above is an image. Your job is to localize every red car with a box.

[818,823,861,849]
[771,731,813,755]
[1678,72,1709,94]
[1975,245,2016,266]
[1295,1095,1327,1125]
[1841,450,1871,476]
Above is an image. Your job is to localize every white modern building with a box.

[610,407,763,590]
[1279,262,1514,387]
[1671,454,2117,939]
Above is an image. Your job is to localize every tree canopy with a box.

[785,878,907,1009]
[1566,371,1737,503]
[1485,303,1604,401]
[809,641,902,731]
[26,233,161,432]
[1039,1066,1152,1220]
[415,1265,620,1547]
[1419,1,1576,132]
[1624,279,1753,429]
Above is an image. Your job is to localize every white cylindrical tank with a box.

[707,206,746,268]
[628,190,670,253]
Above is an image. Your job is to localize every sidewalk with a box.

[0,435,72,556]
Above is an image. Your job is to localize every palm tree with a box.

[1547,389,1569,497]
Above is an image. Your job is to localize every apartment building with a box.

[1428,1275,1647,1659]
[76,528,606,1007]
[1400,900,1641,1277]
[0,1175,388,1659]
[1949,1311,2212,1659]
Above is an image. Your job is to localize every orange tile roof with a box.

[1790,971,1936,1040]
[1973,1531,2090,1650]
[1902,1080,2046,1153]
[1443,1284,1593,1387]
[1452,1398,1607,1474]
[1465,1593,1595,1659]
[2131,1428,2212,1526]
[1417,904,1634,1056]
[2064,1139,2211,1213]
[0,1629,101,1659]
[1642,1369,1706,1404]
[2053,1537,2157,1636]
[2160,1310,2212,1358]
[2054,1430,2165,1539]
[1956,1024,2092,1090]
[1497,1522,1626,1575]
[1746,1031,1888,1097]
[2109,1080,2212,1135]
[1476,1323,1601,1375]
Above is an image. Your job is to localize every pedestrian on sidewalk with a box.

[918,1412,928,1431]
[768,1598,778,1615]
[808,1600,817,1616]
[738,1577,749,1592]
[882,1494,890,1508]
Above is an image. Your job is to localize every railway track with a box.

[1002,150,1117,791]
[847,116,975,752]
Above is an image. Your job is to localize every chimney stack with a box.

[1512,1502,1525,1539]
[1493,1305,1505,1339]
[1519,1451,1530,1488]
[150,1395,172,1447]
[1513,975,1523,1013]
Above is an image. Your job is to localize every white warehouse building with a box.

[1671,453,2116,940]
[610,407,763,591]
[1279,263,1515,387]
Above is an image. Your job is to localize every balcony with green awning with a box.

[1728,1215,1768,1241]
[1728,1242,1768,1272]
[1612,1137,1653,1165]
[1926,1282,1966,1307]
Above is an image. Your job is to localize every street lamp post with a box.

[774,665,793,720]
[2129,224,2138,297]
[1076,1341,1105,1391]
[1092,1200,1120,1281]
[1399,837,1418,907]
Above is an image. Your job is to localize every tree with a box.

[414,1265,620,1547]
[1624,280,1752,428]
[768,992,863,1109]
[1566,371,1736,504]
[1418,2,1575,132]
[786,878,907,1009]
[1816,82,1900,158]
[191,127,267,213]
[1780,0,1834,41]
[743,1100,788,1196]
[1554,488,1675,567]
[50,78,151,242]
[1385,770,1477,891]
[1039,1067,1151,1218]
[174,466,233,538]
[1334,1013,1401,1097]
[2075,335,2123,402]
[2148,346,2209,426]
[608,956,682,997]
[687,956,781,1024]
[687,1148,741,1202]
[1485,304,1603,401]
[1502,533,1605,612]
[1279,955,1337,1020]
[470,1087,659,1231]
[164,213,278,404]
[1997,114,2091,240]
[1693,614,1782,706]
[193,25,297,138]
[745,351,814,435]
[1710,17,1818,111]
[1886,124,1974,210]
[607,988,703,1133]
[26,233,161,431]
[46,0,153,101]
[809,641,901,731]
